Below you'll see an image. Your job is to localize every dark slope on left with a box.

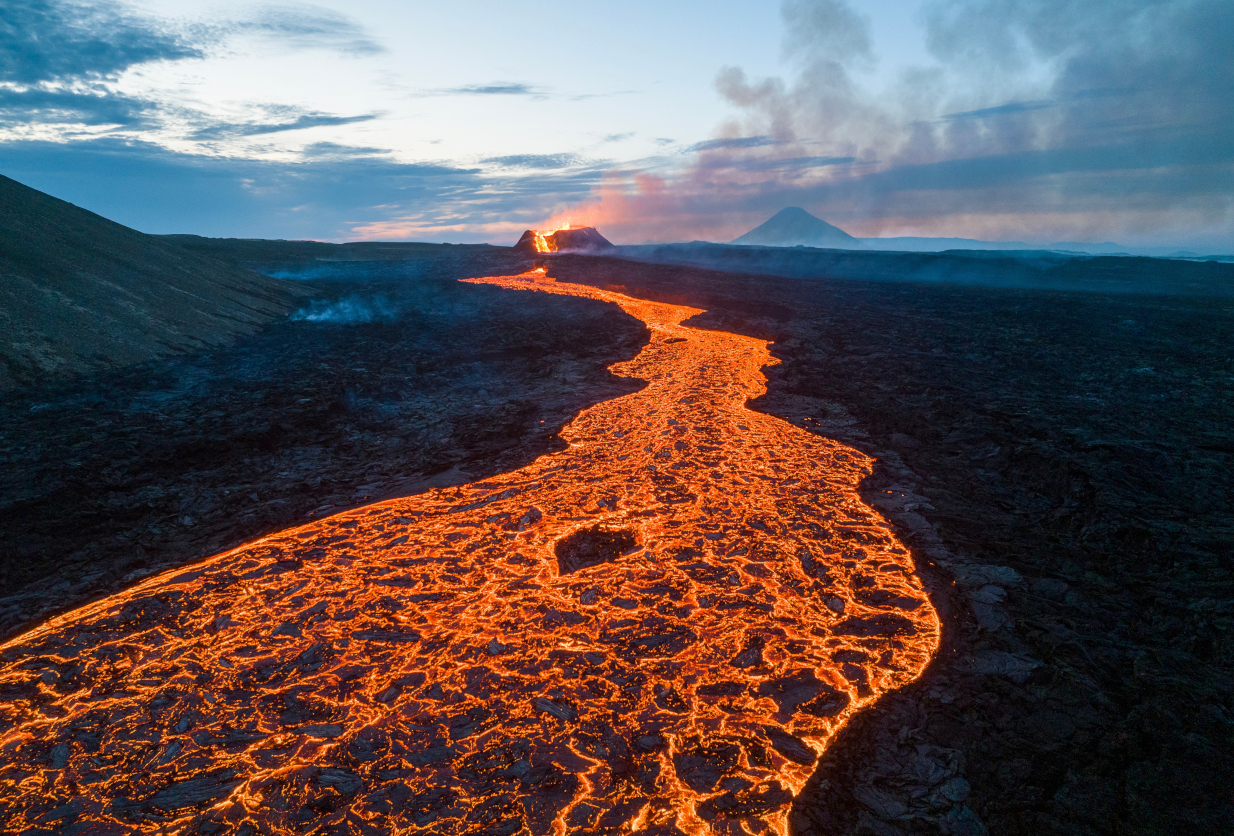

[0,174,301,388]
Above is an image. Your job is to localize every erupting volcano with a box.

[514,224,615,254]
[0,269,939,835]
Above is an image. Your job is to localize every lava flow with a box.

[0,270,939,835]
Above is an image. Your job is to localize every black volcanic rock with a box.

[0,248,650,641]
[513,227,614,254]
[555,525,638,575]
[552,227,614,252]
[546,253,1234,836]
[513,230,542,253]
[0,174,303,388]
[731,207,862,249]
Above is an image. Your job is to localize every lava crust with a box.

[0,270,939,835]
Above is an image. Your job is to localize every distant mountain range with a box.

[730,207,1228,259]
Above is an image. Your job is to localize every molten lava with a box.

[0,270,939,835]
[514,225,614,254]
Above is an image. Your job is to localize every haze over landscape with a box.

[3,0,1232,251]
[2,3,1233,835]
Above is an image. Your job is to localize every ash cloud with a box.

[748,0,1234,244]
[562,0,1234,249]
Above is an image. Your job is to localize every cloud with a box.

[1,1,380,84]
[482,154,583,169]
[0,0,203,85]
[222,4,383,56]
[0,0,192,126]
[435,83,543,96]
[0,85,154,126]
[568,90,637,101]
[545,0,1234,248]
[731,155,856,172]
[689,136,779,152]
[0,1,383,135]
[425,84,632,101]
[603,132,634,143]
[938,99,1055,121]
[300,141,388,158]
[0,136,609,242]
[191,111,381,140]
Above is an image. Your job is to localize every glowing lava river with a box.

[0,271,939,835]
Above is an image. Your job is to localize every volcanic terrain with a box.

[0,175,301,389]
[1,271,938,835]
[1,227,1231,835]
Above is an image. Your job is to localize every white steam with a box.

[290,296,395,324]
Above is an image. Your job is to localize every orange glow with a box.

[529,222,574,253]
[0,272,939,834]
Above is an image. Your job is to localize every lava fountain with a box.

[0,270,939,835]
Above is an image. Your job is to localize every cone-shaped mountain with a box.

[731,207,862,249]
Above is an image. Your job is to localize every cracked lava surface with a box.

[0,270,940,835]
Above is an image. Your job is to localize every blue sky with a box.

[2,0,1231,249]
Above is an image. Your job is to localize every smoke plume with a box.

[549,0,1234,249]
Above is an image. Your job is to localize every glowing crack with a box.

[0,270,940,835]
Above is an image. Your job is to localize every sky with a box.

[1,0,1231,249]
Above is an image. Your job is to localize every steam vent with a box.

[0,270,939,835]
[514,225,615,254]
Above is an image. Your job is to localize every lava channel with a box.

[0,270,940,836]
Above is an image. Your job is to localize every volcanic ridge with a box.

[0,175,302,389]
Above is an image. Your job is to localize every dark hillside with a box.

[0,175,302,388]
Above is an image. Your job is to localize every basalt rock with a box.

[547,253,1234,836]
[513,227,615,254]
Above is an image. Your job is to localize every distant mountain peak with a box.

[732,207,861,249]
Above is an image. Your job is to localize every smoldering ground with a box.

[0,246,649,641]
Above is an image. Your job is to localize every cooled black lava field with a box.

[2,242,1231,835]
